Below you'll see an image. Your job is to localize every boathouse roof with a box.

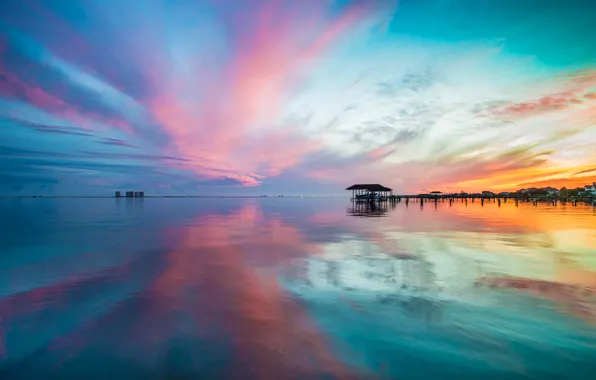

[346,184,392,191]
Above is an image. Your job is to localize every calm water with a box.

[1,198,596,379]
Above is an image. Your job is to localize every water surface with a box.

[1,198,595,379]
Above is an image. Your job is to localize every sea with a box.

[1,197,595,379]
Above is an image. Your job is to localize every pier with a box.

[346,185,596,207]
[346,184,393,201]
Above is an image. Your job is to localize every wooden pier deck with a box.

[350,193,596,207]
[346,184,596,207]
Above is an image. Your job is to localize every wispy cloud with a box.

[0,0,595,194]
[573,167,596,176]
[97,138,137,148]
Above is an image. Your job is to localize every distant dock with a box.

[346,184,596,207]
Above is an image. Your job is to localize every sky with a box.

[1,0,596,196]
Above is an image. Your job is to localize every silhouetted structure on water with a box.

[115,191,145,198]
[346,184,393,200]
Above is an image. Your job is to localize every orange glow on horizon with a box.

[440,166,596,193]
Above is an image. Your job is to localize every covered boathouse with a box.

[346,184,393,200]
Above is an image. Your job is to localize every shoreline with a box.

[0,195,343,199]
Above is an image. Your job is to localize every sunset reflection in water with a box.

[0,198,595,379]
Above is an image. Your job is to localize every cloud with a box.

[3,117,94,136]
[139,1,393,187]
[573,167,596,176]
[97,138,137,148]
[0,0,595,194]
[280,36,596,192]
[0,26,171,146]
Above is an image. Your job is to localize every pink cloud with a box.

[492,69,596,120]
[493,91,578,119]
[0,39,135,135]
[244,130,322,176]
[20,0,91,59]
[0,321,4,358]
[0,40,66,110]
[148,1,378,186]
[368,145,397,161]
[17,0,145,95]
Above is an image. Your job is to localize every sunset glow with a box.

[1,0,596,195]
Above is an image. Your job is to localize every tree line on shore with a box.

[417,184,596,200]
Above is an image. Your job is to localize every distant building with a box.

[126,191,135,197]
[520,187,547,196]
[584,183,596,195]
[134,191,144,197]
[115,191,122,198]
[544,187,559,195]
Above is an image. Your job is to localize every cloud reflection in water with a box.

[0,198,595,379]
